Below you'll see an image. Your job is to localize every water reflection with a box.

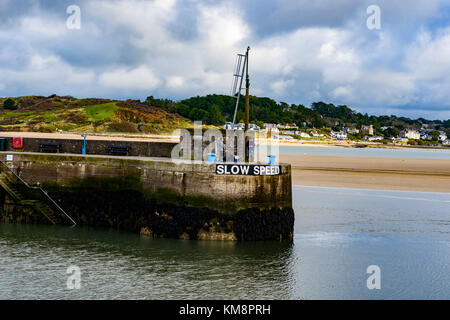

[1,186,449,299]
[0,224,295,299]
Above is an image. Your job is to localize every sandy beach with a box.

[281,154,450,193]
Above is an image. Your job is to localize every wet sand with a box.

[280,154,450,193]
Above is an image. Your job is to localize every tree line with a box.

[144,95,450,135]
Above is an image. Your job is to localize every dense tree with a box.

[208,104,225,126]
[188,108,209,123]
[382,127,400,138]
[3,98,17,110]
[144,94,449,136]
[430,131,440,141]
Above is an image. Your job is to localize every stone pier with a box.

[0,152,293,241]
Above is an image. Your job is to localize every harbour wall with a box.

[0,152,293,241]
[0,136,175,158]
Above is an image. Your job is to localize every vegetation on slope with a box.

[0,95,191,134]
[1,94,449,138]
[145,94,450,137]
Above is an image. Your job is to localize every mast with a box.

[230,46,251,130]
[244,46,250,132]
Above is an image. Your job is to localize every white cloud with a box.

[20,16,66,37]
[270,79,294,95]
[30,54,60,70]
[166,76,184,89]
[0,0,449,118]
[99,66,160,90]
[331,86,353,100]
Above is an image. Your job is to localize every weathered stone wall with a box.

[0,191,50,225]
[47,190,294,241]
[1,152,292,212]
[0,136,176,158]
[0,152,293,240]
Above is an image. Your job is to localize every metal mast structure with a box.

[244,46,250,132]
[230,47,250,129]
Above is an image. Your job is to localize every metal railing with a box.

[0,160,77,227]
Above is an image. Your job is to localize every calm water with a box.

[0,186,449,299]
[278,145,450,159]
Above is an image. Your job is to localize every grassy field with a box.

[0,96,192,134]
[85,102,118,121]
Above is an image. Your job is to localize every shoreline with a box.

[259,139,450,150]
[0,131,448,193]
[0,132,449,151]
[281,154,450,193]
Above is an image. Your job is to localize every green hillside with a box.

[1,94,449,139]
[145,94,450,138]
[0,95,191,134]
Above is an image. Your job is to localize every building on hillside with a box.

[420,132,432,140]
[439,131,447,141]
[310,130,325,137]
[262,123,279,134]
[442,139,450,146]
[249,123,260,131]
[223,122,234,130]
[298,132,311,138]
[330,131,348,140]
[223,122,260,131]
[344,127,360,134]
[400,129,420,140]
[233,123,245,130]
[391,137,409,144]
[361,125,374,135]
[274,134,294,140]
[277,123,298,129]
[364,135,383,141]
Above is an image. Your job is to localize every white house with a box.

[299,132,311,138]
[310,130,325,137]
[274,134,294,140]
[263,123,279,133]
[344,127,360,134]
[420,132,432,140]
[223,122,234,130]
[330,131,348,140]
[364,135,383,141]
[223,122,260,131]
[392,137,409,144]
[278,123,298,129]
[249,123,260,131]
[400,129,420,140]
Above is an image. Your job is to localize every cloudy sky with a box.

[1,0,450,119]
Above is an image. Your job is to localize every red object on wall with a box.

[12,137,23,149]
